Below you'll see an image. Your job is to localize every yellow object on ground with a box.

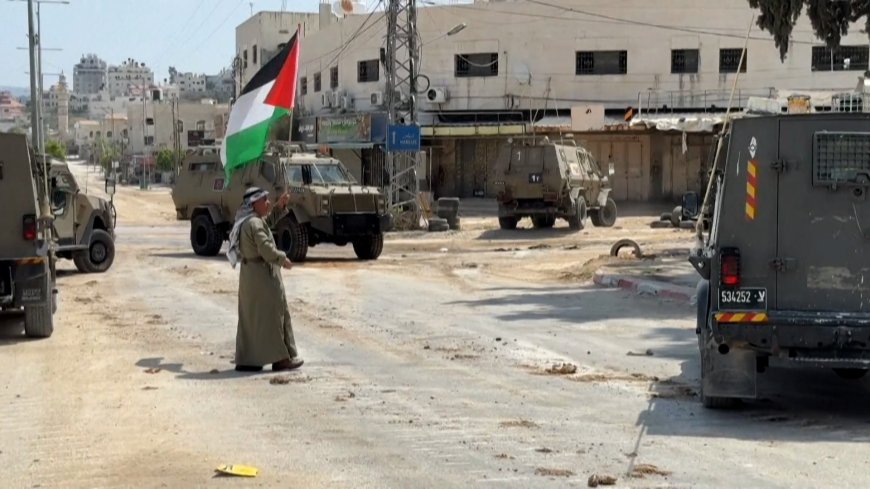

[215,464,259,477]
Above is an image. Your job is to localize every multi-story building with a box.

[73,54,108,95]
[0,91,26,122]
[205,68,236,103]
[235,9,329,89]
[107,58,155,98]
[126,100,229,155]
[277,0,870,201]
[169,67,208,99]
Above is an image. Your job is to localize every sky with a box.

[0,0,321,90]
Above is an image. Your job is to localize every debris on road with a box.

[495,453,515,460]
[215,464,259,478]
[528,243,551,250]
[546,362,578,375]
[535,447,554,453]
[335,390,356,401]
[209,369,220,374]
[587,473,618,486]
[144,368,161,374]
[630,463,671,478]
[626,349,654,357]
[610,239,643,258]
[269,375,310,385]
[536,467,574,477]
[499,419,539,429]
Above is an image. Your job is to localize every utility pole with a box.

[384,0,422,221]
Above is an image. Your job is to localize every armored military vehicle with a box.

[0,133,57,337]
[47,159,117,273]
[171,144,389,261]
[691,113,870,408]
[493,139,618,230]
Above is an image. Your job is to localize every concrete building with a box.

[235,9,329,89]
[56,74,70,139]
[0,91,26,122]
[205,68,235,103]
[73,54,108,95]
[126,100,229,155]
[277,0,870,201]
[107,58,155,98]
[169,67,208,99]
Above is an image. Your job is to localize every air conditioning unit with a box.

[322,90,334,107]
[427,87,449,104]
[370,91,384,106]
[341,95,354,110]
[332,92,342,108]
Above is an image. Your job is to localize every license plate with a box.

[529,172,542,183]
[719,287,767,311]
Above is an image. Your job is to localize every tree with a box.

[45,139,66,161]
[155,148,178,172]
[748,0,870,61]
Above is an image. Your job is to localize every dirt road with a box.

[3,160,870,488]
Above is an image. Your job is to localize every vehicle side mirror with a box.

[608,163,615,176]
[105,177,116,196]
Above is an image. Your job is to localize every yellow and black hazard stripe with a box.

[745,160,758,221]
[715,312,768,323]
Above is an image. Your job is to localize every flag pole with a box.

[288,24,301,147]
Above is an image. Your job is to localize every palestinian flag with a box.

[221,31,300,179]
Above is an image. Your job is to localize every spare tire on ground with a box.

[428,217,450,232]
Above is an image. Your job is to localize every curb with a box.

[593,270,696,304]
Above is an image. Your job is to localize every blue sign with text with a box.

[386,124,421,152]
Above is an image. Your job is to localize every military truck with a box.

[47,159,117,273]
[691,113,870,408]
[0,133,57,337]
[171,144,389,261]
[493,139,618,230]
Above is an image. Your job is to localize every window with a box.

[357,59,379,82]
[812,45,869,71]
[146,118,154,126]
[719,48,747,73]
[144,136,154,145]
[301,76,307,95]
[314,72,321,92]
[196,120,206,131]
[243,49,248,69]
[671,49,699,74]
[252,44,258,65]
[455,53,498,77]
[576,50,627,75]
[330,66,339,89]
[176,120,183,133]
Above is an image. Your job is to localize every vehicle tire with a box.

[498,216,518,230]
[834,368,868,380]
[353,233,384,260]
[447,215,461,231]
[190,214,223,256]
[276,217,309,262]
[428,217,450,232]
[568,197,587,231]
[532,216,555,229]
[73,229,115,273]
[24,302,53,338]
[670,206,682,228]
[590,198,618,227]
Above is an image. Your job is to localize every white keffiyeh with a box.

[227,187,269,268]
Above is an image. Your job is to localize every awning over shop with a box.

[421,124,526,137]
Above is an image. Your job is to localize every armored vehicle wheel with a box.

[591,198,618,227]
[447,215,461,231]
[353,233,384,260]
[276,217,309,262]
[568,197,587,231]
[24,271,54,338]
[498,216,518,230]
[73,229,115,273]
[532,216,556,229]
[191,214,223,256]
[834,368,868,380]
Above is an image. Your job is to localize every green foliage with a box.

[155,148,182,172]
[748,0,870,61]
[45,139,66,160]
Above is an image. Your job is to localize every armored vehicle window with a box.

[189,162,217,172]
[260,161,276,182]
[813,132,870,185]
[286,165,304,184]
[311,163,354,184]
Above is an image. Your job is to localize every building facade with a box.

[235,9,329,89]
[245,0,870,201]
[73,54,107,95]
[0,91,26,122]
[107,59,155,98]
[126,101,229,155]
